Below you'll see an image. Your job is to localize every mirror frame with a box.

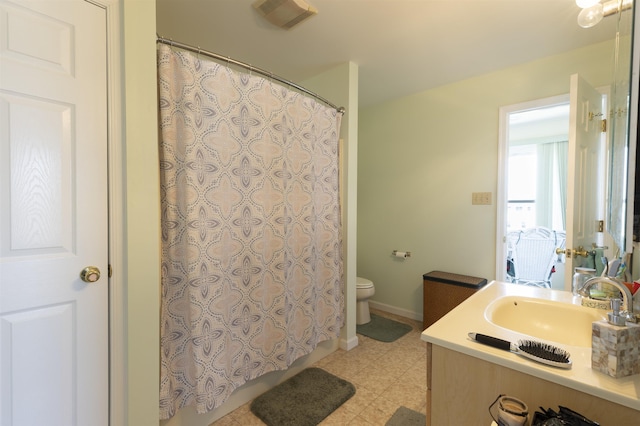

[624,3,640,255]
[607,2,638,255]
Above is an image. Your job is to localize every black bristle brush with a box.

[468,332,572,369]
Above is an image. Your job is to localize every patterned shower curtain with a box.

[157,44,344,419]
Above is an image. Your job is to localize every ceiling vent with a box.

[252,0,318,30]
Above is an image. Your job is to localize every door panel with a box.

[0,0,108,425]
[4,94,73,254]
[3,304,75,425]
[564,74,605,289]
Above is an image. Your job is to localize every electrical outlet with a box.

[472,192,492,205]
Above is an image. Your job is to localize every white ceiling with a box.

[155,0,618,107]
[510,103,570,143]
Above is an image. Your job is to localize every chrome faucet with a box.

[579,276,637,324]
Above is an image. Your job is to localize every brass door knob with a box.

[573,246,592,258]
[555,246,593,259]
[80,266,101,283]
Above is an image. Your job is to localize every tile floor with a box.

[211,309,427,425]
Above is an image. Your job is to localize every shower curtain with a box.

[157,44,344,419]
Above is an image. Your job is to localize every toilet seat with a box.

[356,277,373,289]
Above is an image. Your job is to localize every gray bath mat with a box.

[386,406,427,426]
[250,367,355,426]
[356,313,413,342]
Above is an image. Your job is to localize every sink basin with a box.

[485,296,606,347]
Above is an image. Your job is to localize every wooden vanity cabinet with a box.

[426,344,639,425]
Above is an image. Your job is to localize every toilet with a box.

[356,277,375,325]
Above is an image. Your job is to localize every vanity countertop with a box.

[420,280,640,410]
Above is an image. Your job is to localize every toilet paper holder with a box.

[392,250,411,258]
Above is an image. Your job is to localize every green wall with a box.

[357,40,615,318]
[123,0,160,424]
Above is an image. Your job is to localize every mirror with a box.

[607,2,636,255]
[496,2,639,288]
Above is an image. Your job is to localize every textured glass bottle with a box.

[572,267,596,296]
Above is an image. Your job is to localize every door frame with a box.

[495,94,570,284]
[99,0,125,423]
[496,88,612,289]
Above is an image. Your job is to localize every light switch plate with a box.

[472,192,492,205]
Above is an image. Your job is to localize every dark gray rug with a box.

[356,313,413,342]
[250,367,355,426]
[386,406,427,426]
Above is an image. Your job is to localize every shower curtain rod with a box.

[157,36,345,114]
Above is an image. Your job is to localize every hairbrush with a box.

[468,332,572,369]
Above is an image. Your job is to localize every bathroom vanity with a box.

[421,281,640,425]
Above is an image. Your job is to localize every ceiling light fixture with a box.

[253,0,318,30]
[576,0,633,28]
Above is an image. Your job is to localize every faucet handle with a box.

[624,308,640,323]
[607,298,640,325]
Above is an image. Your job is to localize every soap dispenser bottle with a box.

[591,298,640,378]
[607,298,627,326]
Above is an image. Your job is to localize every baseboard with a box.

[339,335,359,351]
[368,300,422,322]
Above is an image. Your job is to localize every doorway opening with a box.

[497,95,570,290]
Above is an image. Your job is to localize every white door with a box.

[0,0,109,425]
[563,74,605,289]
